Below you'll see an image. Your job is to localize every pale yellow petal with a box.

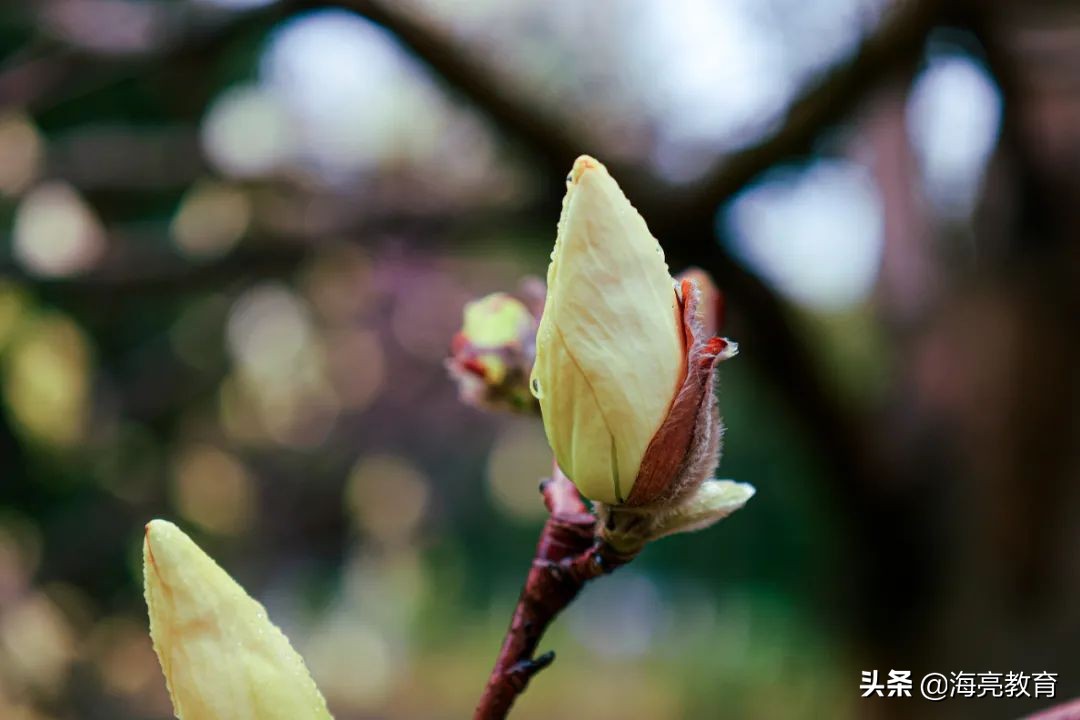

[532,156,684,503]
[143,519,332,720]
[534,326,620,503]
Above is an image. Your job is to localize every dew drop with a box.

[530,376,543,398]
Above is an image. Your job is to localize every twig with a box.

[474,469,636,720]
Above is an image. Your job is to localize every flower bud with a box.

[531,156,738,507]
[143,520,331,720]
[447,289,541,414]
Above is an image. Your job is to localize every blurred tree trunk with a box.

[860,3,1080,717]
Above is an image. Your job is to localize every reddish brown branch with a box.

[473,469,636,720]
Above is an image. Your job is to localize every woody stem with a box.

[473,470,637,720]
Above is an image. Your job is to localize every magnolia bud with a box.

[531,156,738,508]
[143,520,331,720]
[447,289,541,414]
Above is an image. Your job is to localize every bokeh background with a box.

[0,0,1078,718]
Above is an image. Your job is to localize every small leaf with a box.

[650,480,756,539]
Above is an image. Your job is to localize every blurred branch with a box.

[678,0,944,216]
[0,42,110,112]
[0,245,305,297]
[298,0,671,208]
[963,4,1067,248]
[319,0,942,215]
[0,205,546,297]
[4,0,942,210]
[0,6,290,114]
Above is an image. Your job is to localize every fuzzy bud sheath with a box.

[597,276,753,554]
